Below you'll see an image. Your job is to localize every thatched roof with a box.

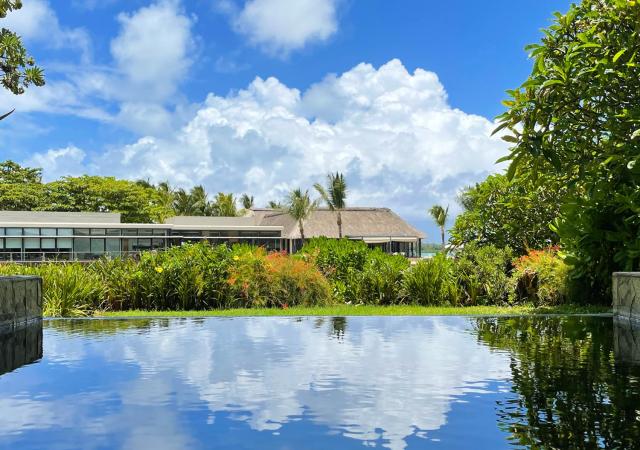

[252,207,426,240]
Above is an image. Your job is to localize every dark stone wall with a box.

[0,321,43,376]
[0,276,43,329]
[612,272,640,322]
[614,317,640,365]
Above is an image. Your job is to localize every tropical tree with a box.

[429,205,449,252]
[450,174,565,255]
[212,192,238,217]
[267,200,283,209]
[240,193,254,210]
[495,0,640,299]
[285,188,318,242]
[314,172,347,238]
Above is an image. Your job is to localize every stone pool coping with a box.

[0,275,43,330]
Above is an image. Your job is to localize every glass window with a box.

[239,231,255,238]
[106,229,121,236]
[122,239,136,253]
[0,238,4,249]
[91,228,106,236]
[57,238,73,249]
[74,238,90,253]
[0,228,4,236]
[6,228,21,236]
[41,238,56,249]
[41,228,56,236]
[24,228,39,236]
[137,238,152,250]
[152,238,165,250]
[57,228,73,236]
[5,238,21,249]
[259,231,281,237]
[105,239,120,255]
[24,238,40,249]
[153,229,166,236]
[90,239,105,255]
[138,229,153,236]
[74,228,90,236]
[123,229,138,236]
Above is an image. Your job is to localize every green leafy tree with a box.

[450,174,565,255]
[314,172,347,238]
[267,200,283,209]
[212,192,238,217]
[495,0,640,299]
[42,176,171,223]
[0,160,44,209]
[429,204,449,252]
[0,0,45,116]
[240,193,254,210]
[285,188,318,242]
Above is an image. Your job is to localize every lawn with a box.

[96,304,611,318]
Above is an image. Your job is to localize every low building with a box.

[0,208,424,262]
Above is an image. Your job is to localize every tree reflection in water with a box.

[475,316,640,449]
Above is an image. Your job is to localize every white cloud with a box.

[32,59,507,230]
[110,0,195,102]
[228,0,339,56]
[25,146,88,181]
[2,0,91,60]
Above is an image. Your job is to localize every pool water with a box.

[0,316,639,449]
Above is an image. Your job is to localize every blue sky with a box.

[0,0,571,239]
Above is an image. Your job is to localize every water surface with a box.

[0,316,639,449]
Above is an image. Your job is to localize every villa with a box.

[0,208,425,262]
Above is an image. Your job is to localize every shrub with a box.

[455,243,513,305]
[510,248,570,306]
[355,250,410,305]
[402,255,460,305]
[227,247,332,307]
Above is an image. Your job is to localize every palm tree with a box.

[212,192,238,217]
[429,204,449,252]
[314,172,347,238]
[240,193,254,210]
[267,200,283,209]
[285,188,318,243]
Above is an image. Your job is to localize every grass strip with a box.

[95,304,611,318]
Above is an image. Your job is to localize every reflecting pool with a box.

[0,316,639,449]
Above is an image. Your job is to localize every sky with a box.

[0,0,572,240]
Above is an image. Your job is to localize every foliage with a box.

[450,174,565,255]
[429,204,449,251]
[0,263,104,316]
[211,192,238,217]
[314,172,348,238]
[355,251,409,305]
[454,243,513,305]
[495,0,640,298]
[43,175,172,223]
[0,0,45,97]
[402,254,460,305]
[476,316,640,449]
[240,193,254,210]
[285,188,318,242]
[510,247,570,306]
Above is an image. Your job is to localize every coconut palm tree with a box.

[314,172,347,238]
[429,204,449,252]
[267,200,283,209]
[240,193,254,210]
[212,192,238,217]
[285,188,318,243]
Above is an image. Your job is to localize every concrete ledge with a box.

[0,276,43,329]
[613,272,640,322]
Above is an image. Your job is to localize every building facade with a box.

[0,208,425,262]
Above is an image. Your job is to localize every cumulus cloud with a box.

[223,0,339,56]
[110,0,195,102]
[31,59,506,230]
[2,0,91,60]
[25,146,88,181]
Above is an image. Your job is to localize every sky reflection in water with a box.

[0,316,638,449]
